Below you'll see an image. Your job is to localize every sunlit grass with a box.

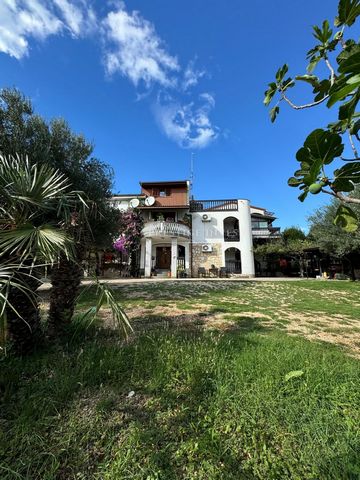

[1,280,360,479]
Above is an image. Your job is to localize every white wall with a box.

[191,199,255,276]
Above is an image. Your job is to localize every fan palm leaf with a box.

[0,153,87,353]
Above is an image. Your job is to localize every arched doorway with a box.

[223,217,240,242]
[225,247,241,273]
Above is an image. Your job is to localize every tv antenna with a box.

[190,152,195,199]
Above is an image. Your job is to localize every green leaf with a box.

[303,129,344,164]
[294,169,309,177]
[282,77,295,90]
[334,161,360,178]
[338,51,360,75]
[313,79,331,101]
[275,64,289,83]
[307,56,321,73]
[270,106,280,123]
[335,0,360,27]
[296,147,310,163]
[288,177,303,187]
[338,90,360,120]
[295,74,320,89]
[350,119,360,135]
[264,82,277,106]
[334,204,358,232]
[337,41,360,65]
[328,118,351,133]
[332,178,355,191]
[298,191,308,202]
[312,20,332,44]
[285,370,304,382]
[0,224,73,263]
[327,80,360,108]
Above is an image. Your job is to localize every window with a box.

[152,188,170,197]
[160,188,171,197]
[252,220,269,229]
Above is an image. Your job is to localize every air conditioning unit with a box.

[202,244,213,253]
[201,213,211,222]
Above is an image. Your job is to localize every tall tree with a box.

[308,190,360,279]
[0,88,116,334]
[255,227,312,277]
[0,154,83,353]
[264,0,360,231]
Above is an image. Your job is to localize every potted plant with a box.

[177,268,187,278]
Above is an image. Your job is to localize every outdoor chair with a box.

[198,267,208,278]
[209,267,219,277]
[219,267,229,278]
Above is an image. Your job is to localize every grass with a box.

[1,280,360,479]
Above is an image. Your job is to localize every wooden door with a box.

[156,247,171,269]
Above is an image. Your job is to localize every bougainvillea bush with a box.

[113,210,144,274]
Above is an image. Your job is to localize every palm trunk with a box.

[6,269,42,354]
[48,249,83,337]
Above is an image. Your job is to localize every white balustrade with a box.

[142,221,191,239]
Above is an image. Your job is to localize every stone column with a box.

[171,237,178,278]
[238,200,255,277]
[144,237,152,277]
[184,242,190,273]
[140,239,145,269]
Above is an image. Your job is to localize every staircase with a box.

[155,269,170,278]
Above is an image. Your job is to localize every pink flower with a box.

[113,236,127,253]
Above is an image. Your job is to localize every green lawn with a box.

[1,280,360,479]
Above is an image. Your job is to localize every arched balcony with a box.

[225,247,242,273]
[223,217,240,242]
[142,221,191,239]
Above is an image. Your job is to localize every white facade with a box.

[108,183,278,278]
[191,199,255,276]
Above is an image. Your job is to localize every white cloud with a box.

[53,0,96,37]
[182,60,206,91]
[0,1,220,150]
[0,0,95,59]
[102,6,179,88]
[154,93,218,149]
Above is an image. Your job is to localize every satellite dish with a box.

[129,198,140,209]
[145,196,155,206]
[119,201,128,211]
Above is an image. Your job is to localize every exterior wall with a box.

[140,208,188,222]
[140,238,191,276]
[192,243,222,276]
[141,183,189,207]
[191,199,255,276]
[109,191,276,278]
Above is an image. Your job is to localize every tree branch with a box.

[280,92,329,110]
[325,58,336,86]
[322,188,360,204]
[348,130,359,159]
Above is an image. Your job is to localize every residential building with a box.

[109,180,280,277]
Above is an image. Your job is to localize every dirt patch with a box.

[278,311,360,357]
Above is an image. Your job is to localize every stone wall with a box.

[192,243,222,276]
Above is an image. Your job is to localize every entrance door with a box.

[156,247,171,269]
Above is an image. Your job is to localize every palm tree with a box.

[0,154,83,353]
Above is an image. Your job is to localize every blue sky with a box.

[0,0,344,229]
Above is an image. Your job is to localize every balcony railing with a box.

[142,221,191,239]
[190,199,238,212]
[225,261,242,273]
[252,227,281,238]
[224,229,240,242]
